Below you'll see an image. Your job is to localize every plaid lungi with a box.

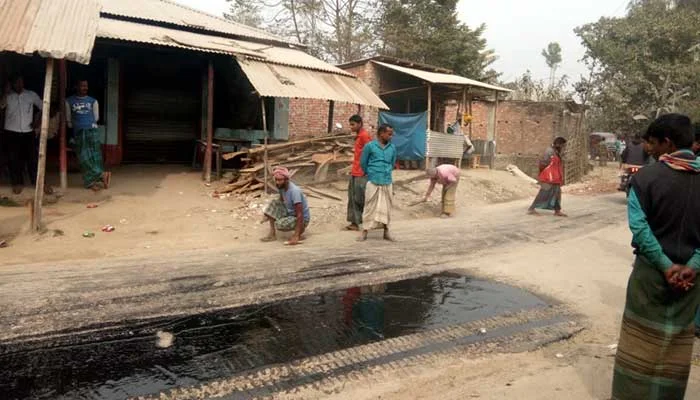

[264,199,309,232]
[612,257,699,399]
[73,128,104,188]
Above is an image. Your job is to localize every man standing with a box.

[345,114,371,231]
[1,74,45,194]
[528,137,567,217]
[612,114,700,399]
[66,79,110,191]
[422,164,460,218]
[359,124,397,242]
[261,166,310,246]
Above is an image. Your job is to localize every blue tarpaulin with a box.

[378,111,427,160]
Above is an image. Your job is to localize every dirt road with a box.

[1,192,697,399]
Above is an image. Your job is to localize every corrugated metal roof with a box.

[97,18,352,76]
[237,59,388,109]
[100,0,298,46]
[426,131,464,159]
[373,61,512,93]
[0,0,100,64]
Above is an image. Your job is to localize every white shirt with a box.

[2,90,43,133]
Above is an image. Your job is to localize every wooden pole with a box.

[327,100,335,133]
[425,84,432,170]
[203,61,214,182]
[59,60,67,190]
[460,88,467,123]
[261,97,269,195]
[468,94,473,139]
[491,90,499,169]
[32,58,55,232]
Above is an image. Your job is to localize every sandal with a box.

[344,224,360,231]
[260,236,276,243]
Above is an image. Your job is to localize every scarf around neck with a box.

[659,150,700,172]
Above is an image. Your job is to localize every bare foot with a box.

[356,230,368,242]
[344,224,360,231]
[554,211,568,217]
[260,235,276,243]
[102,171,112,189]
[527,209,541,216]
[439,213,451,219]
[383,230,396,242]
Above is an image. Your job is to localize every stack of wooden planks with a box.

[214,135,355,197]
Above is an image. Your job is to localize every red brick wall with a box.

[469,100,580,156]
[288,61,381,139]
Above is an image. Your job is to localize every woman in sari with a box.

[528,136,567,217]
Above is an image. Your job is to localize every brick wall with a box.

[288,61,381,139]
[470,101,582,156]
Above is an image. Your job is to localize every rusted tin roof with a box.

[373,61,512,93]
[97,18,351,76]
[0,0,101,64]
[99,0,298,47]
[237,59,388,108]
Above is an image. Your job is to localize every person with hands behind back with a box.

[611,114,700,400]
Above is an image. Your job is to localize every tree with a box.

[575,0,700,132]
[378,0,498,81]
[541,42,562,90]
[504,70,570,102]
[224,0,263,27]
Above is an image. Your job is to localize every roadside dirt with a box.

[0,165,538,266]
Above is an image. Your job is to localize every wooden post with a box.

[425,84,432,170]
[32,58,55,232]
[491,90,499,169]
[59,60,67,189]
[467,94,473,139]
[261,98,269,195]
[203,61,214,182]
[327,100,335,133]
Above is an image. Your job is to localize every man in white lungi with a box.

[358,124,397,242]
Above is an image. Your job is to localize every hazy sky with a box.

[176,0,628,82]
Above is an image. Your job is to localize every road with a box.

[1,194,698,399]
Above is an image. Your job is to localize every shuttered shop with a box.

[123,59,201,163]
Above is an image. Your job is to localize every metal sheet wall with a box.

[123,59,201,163]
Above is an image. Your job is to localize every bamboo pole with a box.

[59,60,67,189]
[261,97,269,195]
[425,84,432,170]
[32,58,55,232]
[491,90,499,169]
[203,61,214,182]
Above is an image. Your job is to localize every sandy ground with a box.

[0,164,548,266]
[1,164,658,400]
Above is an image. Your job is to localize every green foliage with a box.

[576,0,700,132]
[541,42,562,70]
[224,0,497,80]
[378,0,497,80]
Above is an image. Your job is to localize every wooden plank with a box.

[304,186,343,201]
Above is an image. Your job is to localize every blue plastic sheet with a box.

[378,111,427,160]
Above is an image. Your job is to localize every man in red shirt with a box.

[346,114,371,231]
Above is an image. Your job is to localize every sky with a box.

[176,0,628,83]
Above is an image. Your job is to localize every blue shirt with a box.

[67,95,97,130]
[281,182,310,221]
[360,140,397,185]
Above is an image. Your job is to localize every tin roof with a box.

[373,61,512,93]
[237,59,388,109]
[0,0,101,64]
[99,0,298,46]
[97,18,351,76]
